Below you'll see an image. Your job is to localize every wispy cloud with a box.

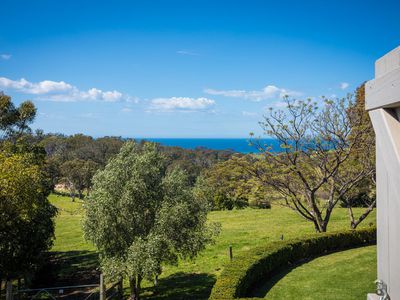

[204,85,301,102]
[0,77,135,102]
[121,107,133,113]
[242,111,258,117]
[340,82,349,90]
[176,50,199,56]
[149,97,215,112]
[0,54,11,60]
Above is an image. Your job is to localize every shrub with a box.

[209,227,376,299]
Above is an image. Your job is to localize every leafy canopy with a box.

[0,151,57,279]
[83,142,219,298]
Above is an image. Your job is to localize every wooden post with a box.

[118,279,123,300]
[15,278,21,300]
[228,245,233,261]
[99,273,105,300]
[6,281,13,300]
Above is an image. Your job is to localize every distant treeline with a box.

[28,133,236,199]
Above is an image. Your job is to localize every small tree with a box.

[83,142,219,300]
[252,95,374,232]
[61,159,99,200]
[196,156,271,210]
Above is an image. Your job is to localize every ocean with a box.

[137,138,280,154]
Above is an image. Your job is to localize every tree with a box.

[83,142,219,300]
[0,151,57,281]
[0,93,36,141]
[60,159,99,200]
[196,155,271,210]
[338,84,376,228]
[251,95,374,232]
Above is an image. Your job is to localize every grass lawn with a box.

[45,194,376,299]
[251,245,377,300]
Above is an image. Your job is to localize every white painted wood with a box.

[366,68,400,110]
[375,46,400,78]
[375,141,389,287]
[367,294,380,300]
[366,46,400,299]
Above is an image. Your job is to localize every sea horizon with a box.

[135,137,278,154]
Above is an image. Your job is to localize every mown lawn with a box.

[252,245,377,300]
[46,194,377,299]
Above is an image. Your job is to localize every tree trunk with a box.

[349,200,376,229]
[134,275,142,300]
[320,222,328,232]
[70,189,75,202]
[313,220,322,233]
[129,276,136,300]
[129,275,142,300]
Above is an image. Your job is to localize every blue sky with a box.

[1,0,400,138]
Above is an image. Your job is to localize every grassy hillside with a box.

[47,194,376,299]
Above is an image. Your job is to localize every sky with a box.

[1,0,400,138]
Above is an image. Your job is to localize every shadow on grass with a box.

[141,272,216,300]
[32,252,215,300]
[32,250,99,288]
[249,263,301,298]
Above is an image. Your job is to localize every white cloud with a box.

[0,77,133,102]
[204,85,301,102]
[176,50,199,56]
[0,54,11,60]
[340,82,349,90]
[149,97,215,112]
[121,107,133,113]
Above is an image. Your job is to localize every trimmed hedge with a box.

[209,227,376,299]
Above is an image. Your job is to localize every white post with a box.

[366,46,400,299]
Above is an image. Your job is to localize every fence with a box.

[2,274,123,300]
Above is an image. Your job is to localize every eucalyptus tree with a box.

[83,142,219,300]
[251,95,374,232]
[0,93,36,141]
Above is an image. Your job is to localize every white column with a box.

[366,46,400,299]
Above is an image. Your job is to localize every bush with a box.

[209,227,376,299]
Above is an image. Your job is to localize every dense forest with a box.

[27,133,236,199]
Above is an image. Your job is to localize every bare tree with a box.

[250,95,375,232]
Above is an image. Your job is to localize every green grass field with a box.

[47,194,377,299]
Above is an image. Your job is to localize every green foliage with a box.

[0,93,36,141]
[60,158,99,199]
[37,134,234,196]
[209,227,376,300]
[83,142,219,299]
[0,151,57,280]
[195,156,272,210]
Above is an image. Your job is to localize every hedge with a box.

[209,227,376,299]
